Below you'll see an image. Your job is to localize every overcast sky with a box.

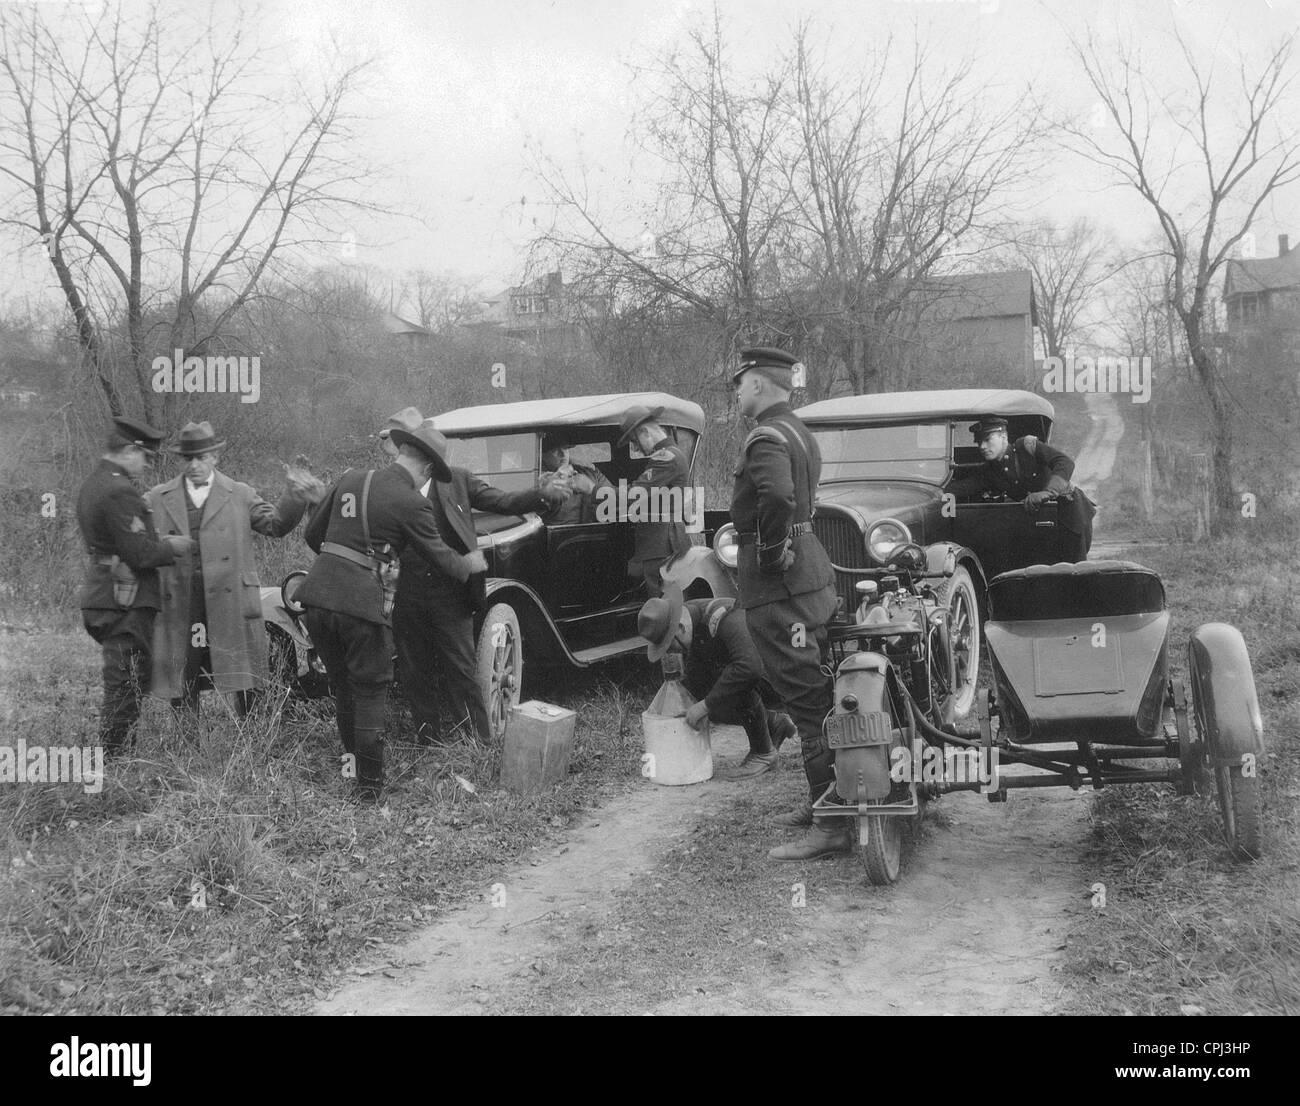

[4,0,1298,317]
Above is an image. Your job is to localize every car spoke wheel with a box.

[476,603,522,744]
[935,566,980,717]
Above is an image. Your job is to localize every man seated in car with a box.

[946,417,1097,562]
[538,433,613,524]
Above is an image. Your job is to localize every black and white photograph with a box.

[0,0,1294,1044]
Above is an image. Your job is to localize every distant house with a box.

[1223,235,1300,332]
[914,269,1039,387]
[477,271,609,350]
[381,312,435,347]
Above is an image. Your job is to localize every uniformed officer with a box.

[76,416,195,756]
[947,417,1097,562]
[617,405,691,597]
[539,433,612,525]
[730,347,845,859]
[298,422,483,801]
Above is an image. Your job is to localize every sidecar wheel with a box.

[1215,764,1261,862]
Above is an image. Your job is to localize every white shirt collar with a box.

[187,476,213,508]
[419,477,432,498]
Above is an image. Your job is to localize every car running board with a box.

[571,637,651,665]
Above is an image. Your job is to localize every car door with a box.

[944,433,1066,577]
[541,440,628,618]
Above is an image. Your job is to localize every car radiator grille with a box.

[813,512,868,617]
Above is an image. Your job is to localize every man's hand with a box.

[1024,490,1054,512]
[760,539,796,576]
[538,481,571,507]
[685,700,709,730]
[283,455,326,503]
[163,534,196,555]
[463,551,488,574]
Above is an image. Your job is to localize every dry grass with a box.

[0,632,655,1014]
[1058,537,1300,1015]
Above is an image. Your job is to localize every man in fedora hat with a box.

[617,404,691,598]
[392,413,568,745]
[730,346,842,858]
[538,432,612,525]
[640,593,798,780]
[948,417,1096,562]
[298,421,485,800]
[77,416,196,756]
[147,421,325,722]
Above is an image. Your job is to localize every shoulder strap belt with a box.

[320,542,379,570]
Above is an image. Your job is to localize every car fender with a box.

[1188,622,1265,766]
[481,578,579,665]
[661,546,737,599]
[261,588,307,644]
[832,652,899,802]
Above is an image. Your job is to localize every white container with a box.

[641,711,713,785]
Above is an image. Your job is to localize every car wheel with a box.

[1215,764,1261,862]
[476,602,522,744]
[935,566,980,717]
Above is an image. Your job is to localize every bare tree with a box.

[534,9,794,344]
[996,217,1115,359]
[398,269,483,333]
[1060,22,1300,526]
[0,1,381,420]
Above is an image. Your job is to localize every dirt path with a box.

[1072,390,1125,493]
[319,727,1090,1016]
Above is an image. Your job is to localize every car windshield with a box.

[813,423,950,483]
[444,432,537,495]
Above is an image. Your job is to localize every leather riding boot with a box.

[773,799,813,826]
[768,813,851,860]
[768,712,797,750]
[353,729,384,802]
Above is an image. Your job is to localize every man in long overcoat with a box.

[147,421,323,717]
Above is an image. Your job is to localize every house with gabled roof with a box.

[1223,235,1300,331]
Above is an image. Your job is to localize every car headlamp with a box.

[713,522,739,569]
[281,570,308,616]
[865,518,912,566]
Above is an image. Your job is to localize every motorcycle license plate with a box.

[826,710,892,749]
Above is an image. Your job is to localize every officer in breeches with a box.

[297,423,481,801]
[729,347,847,860]
[76,417,195,755]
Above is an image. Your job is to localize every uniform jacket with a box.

[398,466,548,603]
[682,600,766,713]
[947,437,1097,536]
[730,401,835,610]
[146,471,310,697]
[627,438,692,569]
[298,465,469,625]
[76,459,177,612]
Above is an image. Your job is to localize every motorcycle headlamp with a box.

[281,570,308,616]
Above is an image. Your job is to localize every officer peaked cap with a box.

[110,416,166,451]
[969,417,1009,441]
[733,346,798,388]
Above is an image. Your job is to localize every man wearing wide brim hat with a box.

[147,421,326,722]
[391,415,566,746]
[730,345,842,856]
[378,406,426,458]
[638,584,689,663]
[297,415,482,800]
[677,595,797,780]
[617,405,691,598]
[948,416,1096,562]
[77,416,197,755]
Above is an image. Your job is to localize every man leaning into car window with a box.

[946,417,1097,563]
[538,433,612,525]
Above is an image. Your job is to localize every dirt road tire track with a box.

[319,727,1090,1016]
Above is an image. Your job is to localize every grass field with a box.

[2,534,1296,1015]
